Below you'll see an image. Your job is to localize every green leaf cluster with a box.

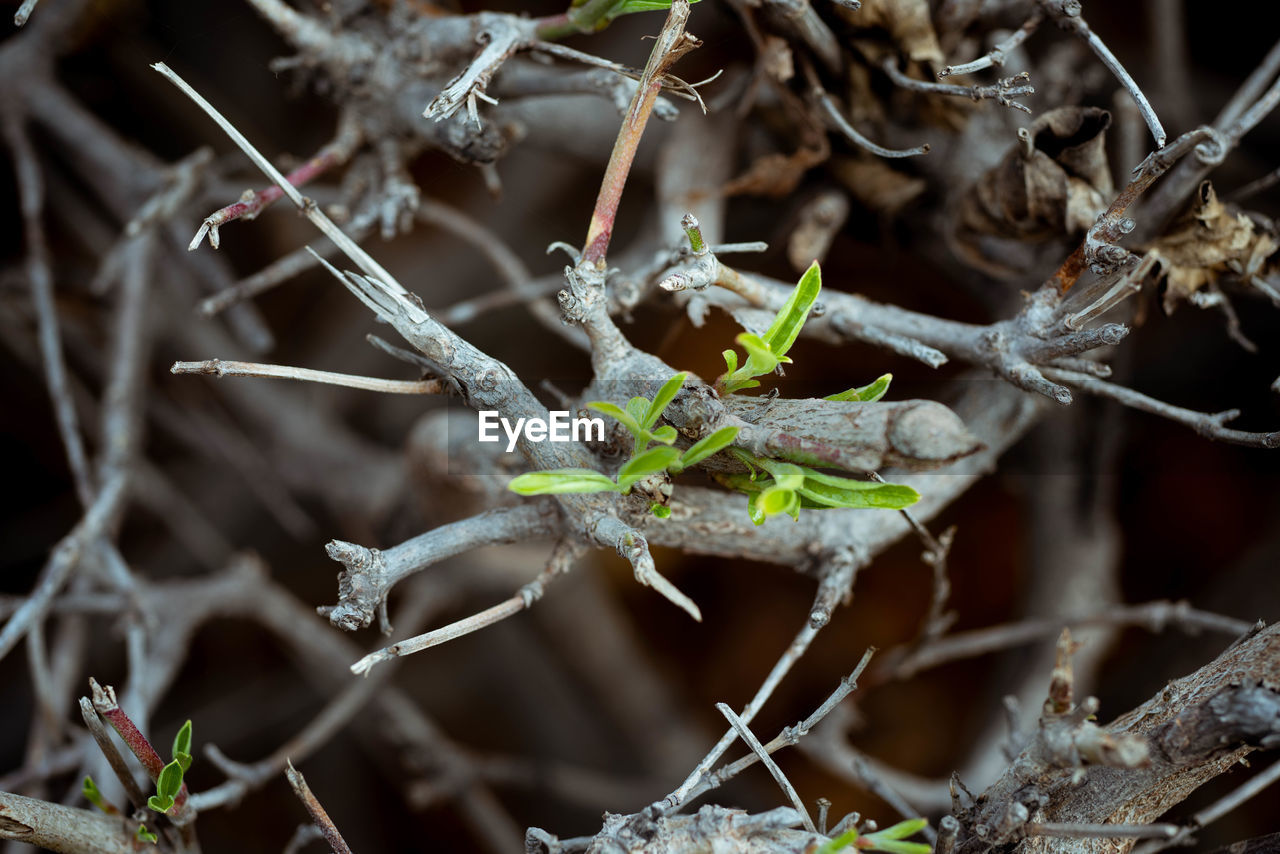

[816,818,932,854]
[146,720,193,814]
[718,261,822,394]
[508,373,741,516]
[718,452,919,526]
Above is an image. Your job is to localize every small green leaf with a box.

[82,776,111,813]
[722,349,738,375]
[147,794,173,814]
[746,491,766,526]
[815,828,859,854]
[758,485,800,520]
[869,842,931,854]
[649,425,678,445]
[762,260,821,360]
[618,446,682,490]
[135,824,158,845]
[587,401,643,438]
[737,332,781,374]
[608,0,701,18]
[650,503,671,518]
[798,476,919,510]
[156,758,183,803]
[508,469,619,495]
[643,372,687,430]
[756,459,805,491]
[626,396,649,425]
[870,819,929,841]
[825,373,893,403]
[172,720,193,771]
[674,426,740,472]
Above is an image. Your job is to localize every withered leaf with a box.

[954,106,1112,270]
[1148,181,1279,314]
[832,156,927,216]
[841,0,944,66]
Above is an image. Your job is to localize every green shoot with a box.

[511,373,740,508]
[815,818,932,854]
[718,453,919,525]
[825,373,893,403]
[718,261,822,394]
[147,758,184,813]
[82,776,115,814]
[135,825,158,845]
[508,468,620,495]
[589,371,687,454]
[669,425,739,473]
[172,719,193,772]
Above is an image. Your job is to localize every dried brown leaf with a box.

[832,156,927,216]
[956,106,1112,250]
[1147,181,1280,313]
[842,0,944,65]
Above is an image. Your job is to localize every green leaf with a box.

[618,446,682,490]
[135,824,158,845]
[758,485,800,520]
[643,372,687,430]
[737,332,781,374]
[825,373,893,403]
[172,720,193,771]
[674,426,740,472]
[815,829,859,854]
[746,492,766,526]
[650,503,671,518]
[587,401,643,438]
[869,843,931,854]
[722,348,738,375]
[649,425,678,445]
[798,477,920,510]
[508,469,619,495]
[870,819,929,841]
[82,776,110,813]
[755,459,805,490]
[147,794,173,814]
[762,260,821,359]
[606,0,702,20]
[156,758,184,803]
[626,396,649,424]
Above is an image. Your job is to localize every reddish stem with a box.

[582,1,698,266]
[202,120,361,234]
[90,679,190,814]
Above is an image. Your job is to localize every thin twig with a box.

[171,359,445,395]
[1041,0,1165,147]
[1042,368,1280,448]
[881,599,1253,680]
[1131,759,1280,854]
[939,11,1044,77]
[583,0,700,265]
[152,62,403,293]
[884,59,1034,112]
[190,112,362,250]
[811,79,931,158]
[1025,822,1178,840]
[350,540,580,675]
[285,761,353,854]
[717,703,815,832]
